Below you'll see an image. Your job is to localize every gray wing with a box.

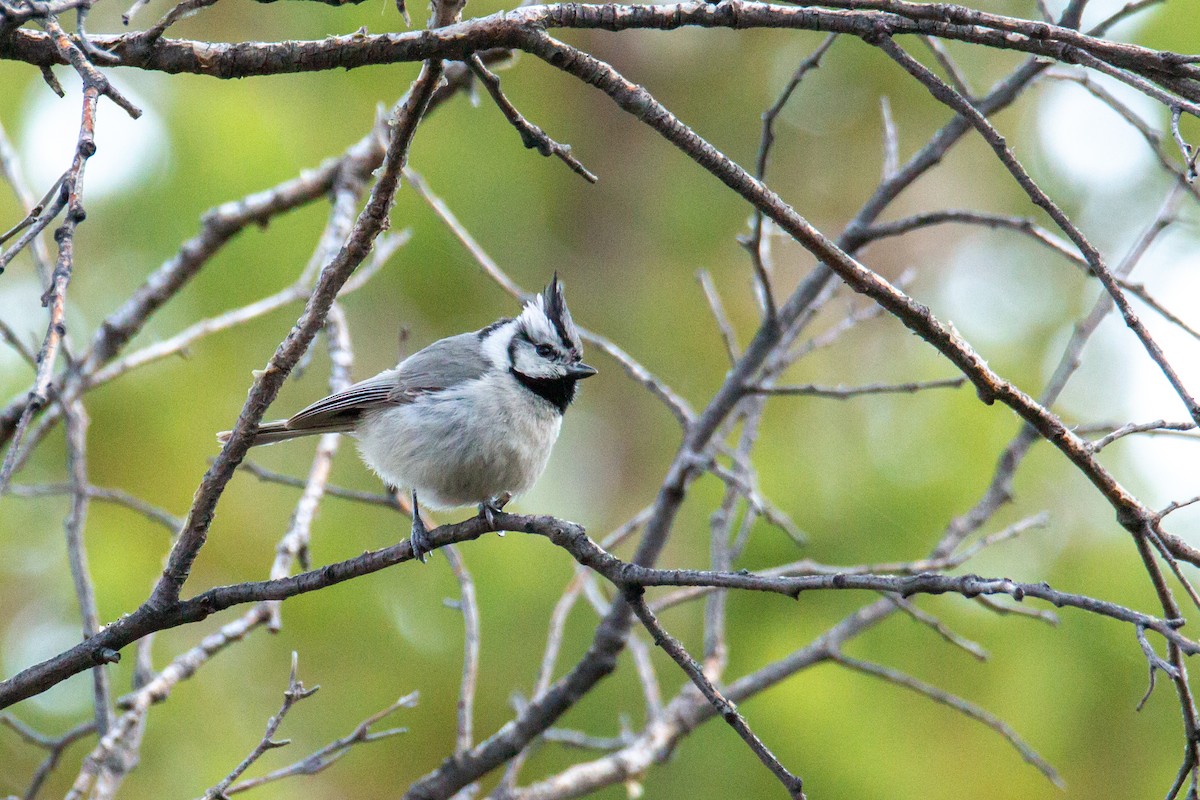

[284,372,403,429]
[284,333,489,431]
[392,332,490,389]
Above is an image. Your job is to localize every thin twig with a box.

[1160,497,1200,519]
[1089,420,1196,453]
[467,54,597,183]
[973,595,1059,625]
[240,461,401,509]
[265,302,355,629]
[62,397,113,735]
[1088,0,1166,35]
[831,651,1063,787]
[626,588,806,799]
[919,35,974,100]
[0,716,95,800]
[200,652,318,800]
[879,95,899,180]
[651,513,1050,613]
[223,694,417,795]
[0,118,55,283]
[443,544,480,756]
[0,318,38,367]
[1170,107,1199,182]
[887,595,989,661]
[741,34,837,325]
[749,377,966,398]
[139,0,221,44]
[697,269,740,364]
[539,727,634,751]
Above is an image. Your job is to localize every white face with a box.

[480,283,592,390]
[509,333,574,380]
[482,283,594,413]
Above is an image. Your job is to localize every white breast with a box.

[354,372,563,509]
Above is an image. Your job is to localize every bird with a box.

[220,275,596,563]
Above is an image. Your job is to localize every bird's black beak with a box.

[566,363,598,379]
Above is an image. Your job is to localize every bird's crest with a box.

[516,273,583,355]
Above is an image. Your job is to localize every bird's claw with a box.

[410,513,432,563]
[410,489,433,563]
[479,492,512,531]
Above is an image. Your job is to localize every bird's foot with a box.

[410,514,433,563]
[410,490,433,563]
[479,492,513,533]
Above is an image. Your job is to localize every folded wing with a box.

[221,332,491,446]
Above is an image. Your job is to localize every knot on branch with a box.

[711,0,740,29]
[960,575,985,598]
[92,647,121,665]
[1115,506,1146,531]
[860,20,894,46]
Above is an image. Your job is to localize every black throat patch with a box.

[511,369,578,415]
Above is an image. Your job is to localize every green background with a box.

[2,1,1199,797]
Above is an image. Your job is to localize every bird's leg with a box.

[478,491,512,532]
[410,489,433,564]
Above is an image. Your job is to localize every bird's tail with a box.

[216,420,354,447]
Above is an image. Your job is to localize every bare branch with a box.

[224,694,417,795]
[62,398,113,735]
[200,652,319,800]
[887,595,989,661]
[741,33,837,325]
[443,544,481,756]
[0,716,95,800]
[468,54,597,183]
[831,651,1063,787]
[626,587,806,799]
[1089,420,1197,453]
[697,269,739,365]
[919,35,974,100]
[879,95,899,180]
[8,483,179,529]
[875,35,1200,426]
[749,377,966,398]
[239,461,401,509]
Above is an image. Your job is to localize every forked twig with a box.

[200,652,319,800]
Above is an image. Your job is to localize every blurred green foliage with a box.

[2,0,1200,797]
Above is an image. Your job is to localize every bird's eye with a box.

[535,344,555,358]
